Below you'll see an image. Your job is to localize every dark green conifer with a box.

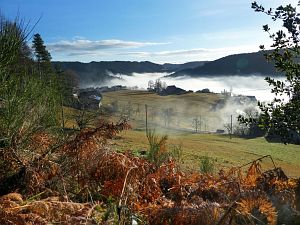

[32,33,51,62]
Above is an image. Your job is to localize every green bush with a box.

[170,144,183,166]
[0,15,63,186]
[199,155,215,174]
[146,129,168,166]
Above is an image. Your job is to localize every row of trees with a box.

[148,79,167,93]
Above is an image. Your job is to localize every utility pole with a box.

[136,103,140,115]
[193,117,201,133]
[199,115,202,133]
[230,115,233,139]
[145,104,148,134]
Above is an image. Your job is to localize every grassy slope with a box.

[102,90,225,131]
[112,130,300,177]
[102,90,300,177]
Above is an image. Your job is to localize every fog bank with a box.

[99,72,283,102]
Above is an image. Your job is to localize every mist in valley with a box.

[99,72,281,102]
[97,72,273,133]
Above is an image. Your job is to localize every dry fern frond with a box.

[0,193,23,203]
[146,202,224,225]
[236,195,277,225]
[28,132,56,154]
[244,161,262,187]
[0,193,104,224]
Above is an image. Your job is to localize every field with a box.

[112,130,300,177]
[101,90,300,177]
[101,90,227,131]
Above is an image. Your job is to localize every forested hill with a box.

[52,61,163,86]
[52,61,206,86]
[169,51,279,77]
[162,61,207,71]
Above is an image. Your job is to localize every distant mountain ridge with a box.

[52,51,279,87]
[52,61,206,86]
[169,51,279,77]
[162,61,208,71]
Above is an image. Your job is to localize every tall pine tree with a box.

[32,33,51,62]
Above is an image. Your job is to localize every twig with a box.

[85,202,100,225]
[8,204,31,211]
[117,166,137,224]
[118,166,137,207]
[238,154,277,169]
[62,178,69,202]
[27,191,46,202]
[216,195,240,225]
[87,188,94,204]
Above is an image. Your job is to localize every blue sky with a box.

[1,0,298,63]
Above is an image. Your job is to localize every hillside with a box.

[52,50,285,87]
[162,61,207,71]
[53,61,207,86]
[53,51,281,87]
[170,51,279,77]
[52,61,164,86]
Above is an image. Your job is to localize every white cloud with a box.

[47,38,169,55]
[120,48,210,57]
[47,36,262,63]
[117,45,260,62]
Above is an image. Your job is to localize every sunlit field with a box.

[100,90,300,177]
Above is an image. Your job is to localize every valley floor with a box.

[99,90,300,177]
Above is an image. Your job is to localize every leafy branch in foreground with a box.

[240,1,300,144]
